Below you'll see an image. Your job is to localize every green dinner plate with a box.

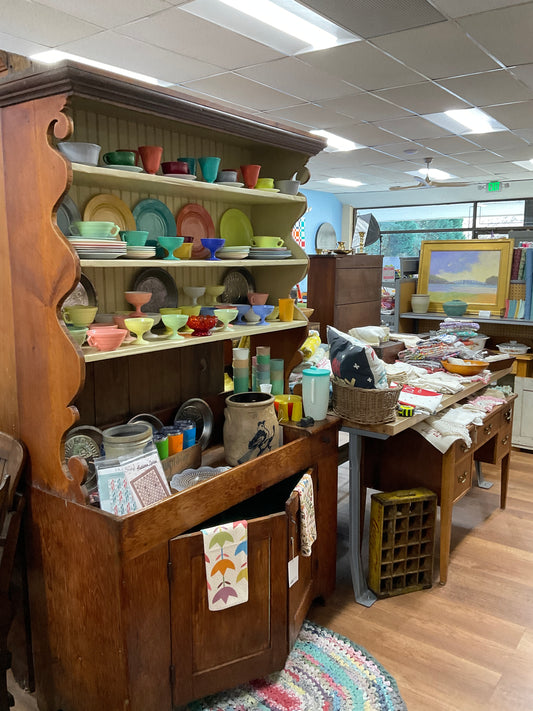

[220,208,254,247]
[132,198,177,241]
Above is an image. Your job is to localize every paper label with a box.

[288,556,299,587]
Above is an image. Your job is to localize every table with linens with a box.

[338,366,514,607]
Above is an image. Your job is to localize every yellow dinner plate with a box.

[83,193,136,235]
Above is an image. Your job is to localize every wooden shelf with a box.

[82,319,308,362]
[73,164,306,206]
[80,257,308,268]
[400,312,533,326]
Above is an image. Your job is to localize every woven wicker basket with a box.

[332,380,400,425]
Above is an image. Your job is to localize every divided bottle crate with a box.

[368,488,437,598]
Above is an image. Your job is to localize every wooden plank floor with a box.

[308,446,533,711]
[8,447,533,710]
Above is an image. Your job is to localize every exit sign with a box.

[487,181,502,192]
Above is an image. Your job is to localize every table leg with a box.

[347,431,377,607]
[475,461,494,489]
[500,452,509,509]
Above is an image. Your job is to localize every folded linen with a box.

[294,471,317,557]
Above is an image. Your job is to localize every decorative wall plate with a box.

[175,203,214,259]
[221,267,256,303]
[132,267,179,313]
[315,222,337,252]
[133,199,177,240]
[57,195,82,236]
[83,193,136,233]
[63,273,98,308]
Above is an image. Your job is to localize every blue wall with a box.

[298,189,343,297]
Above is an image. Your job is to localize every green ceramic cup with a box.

[102,150,136,166]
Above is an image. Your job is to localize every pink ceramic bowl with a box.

[87,328,128,351]
[247,292,269,306]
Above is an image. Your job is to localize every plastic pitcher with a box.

[302,367,330,421]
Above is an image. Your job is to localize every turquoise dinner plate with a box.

[220,208,253,247]
[132,199,177,241]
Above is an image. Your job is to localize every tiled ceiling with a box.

[3,0,533,203]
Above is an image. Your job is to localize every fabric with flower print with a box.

[202,520,248,611]
[294,471,317,557]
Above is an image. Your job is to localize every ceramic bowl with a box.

[161,161,189,175]
[244,308,261,323]
[187,314,217,336]
[443,299,468,318]
[67,326,88,346]
[441,359,488,375]
[86,327,128,351]
[233,303,252,324]
[247,292,269,306]
[216,169,238,182]
[496,340,530,355]
[57,141,101,166]
[275,179,300,195]
[251,304,275,323]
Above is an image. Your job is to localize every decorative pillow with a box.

[327,325,388,390]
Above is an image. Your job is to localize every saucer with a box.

[215,181,244,188]
[254,187,280,192]
[162,173,197,180]
[105,164,144,172]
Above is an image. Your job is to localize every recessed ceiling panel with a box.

[304,41,425,91]
[438,70,533,107]
[298,0,445,38]
[373,22,499,79]
[376,82,469,115]
[237,57,358,102]
[3,0,101,45]
[263,102,352,129]
[330,122,399,147]
[484,101,533,130]
[459,4,533,66]
[321,91,412,121]
[378,115,453,140]
[418,136,481,155]
[430,0,526,19]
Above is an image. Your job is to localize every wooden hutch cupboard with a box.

[0,61,341,711]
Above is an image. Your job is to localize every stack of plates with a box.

[248,247,291,260]
[125,245,157,259]
[68,237,126,260]
[217,245,251,260]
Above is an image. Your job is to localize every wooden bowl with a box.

[441,359,488,376]
[299,307,314,319]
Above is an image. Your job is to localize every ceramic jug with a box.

[302,367,330,421]
[223,392,279,466]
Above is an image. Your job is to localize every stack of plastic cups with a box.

[162,426,183,455]
[173,419,196,448]
[232,347,249,393]
[251,356,257,392]
[270,358,284,395]
[256,346,270,391]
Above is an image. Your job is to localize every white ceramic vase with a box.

[411,293,430,314]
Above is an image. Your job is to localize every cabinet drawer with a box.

[450,438,474,461]
[453,458,472,501]
[499,403,514,429]
[474,410,500,448]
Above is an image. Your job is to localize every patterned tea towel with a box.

[202,521,248,611]
[294,471,317,557]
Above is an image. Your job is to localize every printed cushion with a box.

[327,325,388,390]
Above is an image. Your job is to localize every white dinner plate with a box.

[105,165,144,172]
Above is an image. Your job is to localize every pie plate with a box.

[175,203,214,259]
[170,466,230,492]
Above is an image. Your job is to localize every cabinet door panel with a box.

[170,512,287,706]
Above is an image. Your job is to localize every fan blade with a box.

[429,180,471,188]
[389,183,427,191]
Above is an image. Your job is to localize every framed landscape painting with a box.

[418,239,513,314]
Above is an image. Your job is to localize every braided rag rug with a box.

[187,620,407,711]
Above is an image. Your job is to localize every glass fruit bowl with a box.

[187,314,217,336]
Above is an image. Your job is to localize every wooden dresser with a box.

[307,254,383,342]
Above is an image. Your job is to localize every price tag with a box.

[288,556,299,587]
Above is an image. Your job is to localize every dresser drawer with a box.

[499,403,514,429]
[453,457,473,501]
[474,410,500,448]
[450,437,474,461]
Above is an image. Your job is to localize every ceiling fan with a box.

[389,157,471,191]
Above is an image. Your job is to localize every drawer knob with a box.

[460,443,471,453]
[504,410,512,422]
[457,472,468,484]
[484,424,493,434]
[502,435,509,445]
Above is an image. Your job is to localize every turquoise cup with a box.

[119,230,149,246]
[198,156,221,183]
[178,157,197,176]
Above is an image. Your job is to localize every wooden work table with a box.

[340,366,514,607]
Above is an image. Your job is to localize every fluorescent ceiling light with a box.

[424,108,507,135]
[328,177,364,188]
[30,50,173,87]
[407,167,453,180]
[217,0,337,49]
[310,130,360,152]
[512,159,533,171]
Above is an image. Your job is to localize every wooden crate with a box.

[368,488,437,598]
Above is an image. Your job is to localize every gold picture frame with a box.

[417,239,513,314]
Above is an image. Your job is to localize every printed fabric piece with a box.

[202,520,248,611]
[294,471,317,557]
